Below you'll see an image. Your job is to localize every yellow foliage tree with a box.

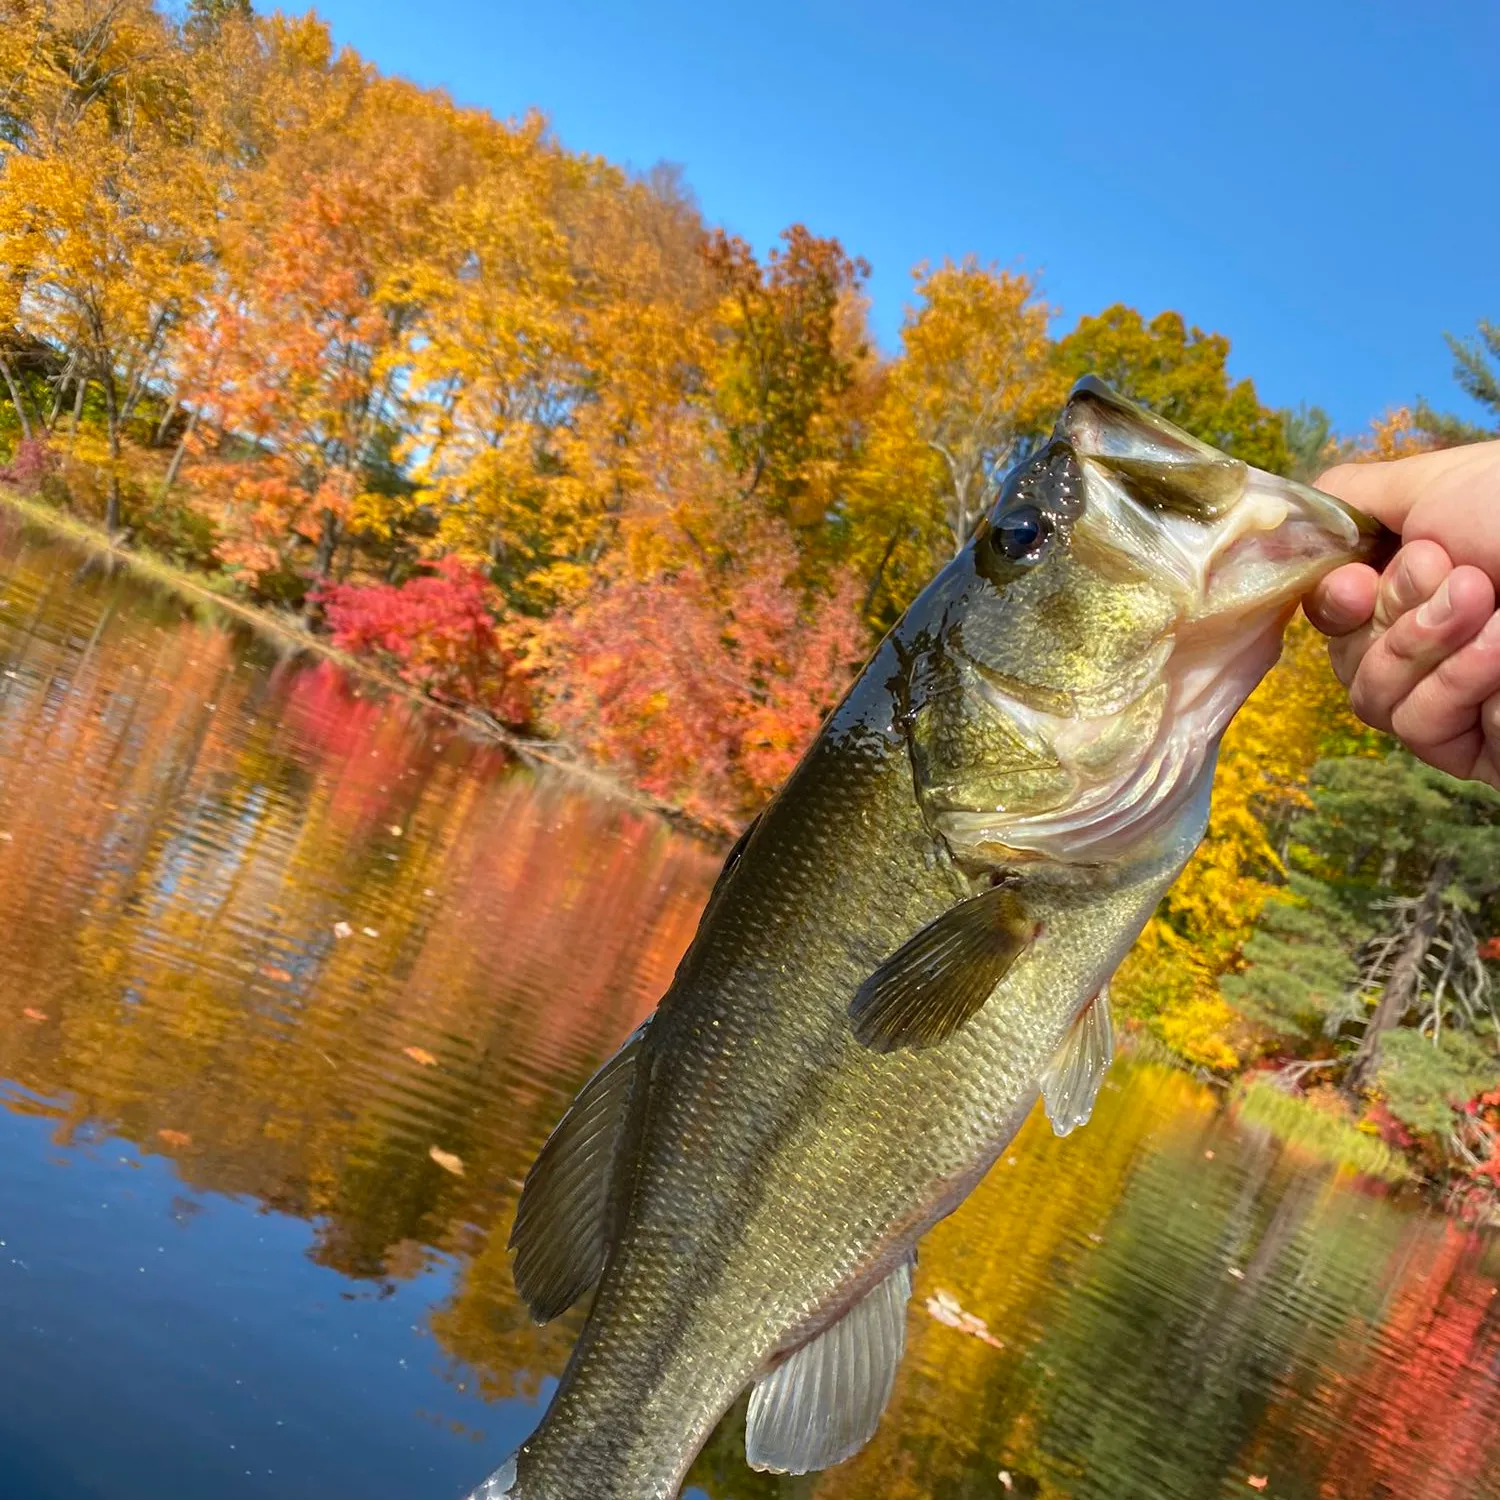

[845,260,1060,625]
[1363,406,1436,460]
[895,260,1061,552]
[0,0,221,528]
[399,124,598,605]
[1115,619,1364,1069]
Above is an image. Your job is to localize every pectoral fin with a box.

[745,1255,913,1475]
[1039,986,1114,1137]
[508,1021,646,1322]
[849,885,1035,1053]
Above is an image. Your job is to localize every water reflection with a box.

[0,517,1497,1500]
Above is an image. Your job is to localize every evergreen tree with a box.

[1415,317,1500,444]
[1223,752,1500,1140]
[1280,403,1349,483]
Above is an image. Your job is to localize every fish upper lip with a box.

[1183,473,1385,623]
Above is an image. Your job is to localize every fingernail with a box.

[1418,580,1454,628]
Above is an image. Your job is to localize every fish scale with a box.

[469,377,1385,1500]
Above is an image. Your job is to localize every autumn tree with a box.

[900,260,1054,550]
[1055,304,1290,474]
[1114,619,1361,1069]
[701,225,873,528]
[0,0,219,529]
[550,164,716,588]
[835,261,1059,629]
[398,121,593,607]
[541,515,866,828]
[182,78,467,592]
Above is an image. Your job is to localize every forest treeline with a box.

[5,0,1500,1201]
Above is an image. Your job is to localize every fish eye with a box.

[991,505,1052,563]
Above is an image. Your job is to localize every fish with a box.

[465,377,1384,1500]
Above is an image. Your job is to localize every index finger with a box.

[1315,445,1498,533]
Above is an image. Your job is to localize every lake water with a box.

[0,517,1497,1500]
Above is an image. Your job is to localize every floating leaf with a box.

[1247,1478,1268,1492]
[403,1046,438,1068]
[362,926,379,938]
[157,1129,192,1148]
[22,1007,46,1022]
[332,921,353,939]
[429,1146,464,1176]
[260,965,293,984]
[925,1289,1003,1348]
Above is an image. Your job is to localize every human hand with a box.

[1303,441,1500,788]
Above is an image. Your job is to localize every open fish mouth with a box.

[936,379,1387,866]
[1059,375,1384,623]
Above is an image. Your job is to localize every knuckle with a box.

[1347,674,1390,731]
[1481,693,1500,740]
[1389,697,1441,748]
[1378,625,1426,667]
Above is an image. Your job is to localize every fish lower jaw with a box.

[938,618,1283,869]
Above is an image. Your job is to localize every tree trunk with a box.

[303,506,341,624]
[949,476,970,557]
[154,395,178,447]
[0,353,33,441]
[313,506,339,578]
[860,527,904,623]
[101,372,123,535]
[120,315,168,426]
[1344,853,1455,1096]
[46,352,76,430]
[161,407,198,496]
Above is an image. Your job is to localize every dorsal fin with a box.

[745,1255,914,1475]
[849,884,1036,1052]
[1039,985,1114,1137]
[508,1021,647,1322]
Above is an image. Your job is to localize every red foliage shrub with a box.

[541,521,867,828]
[318,557,534,729]
[0,437,59,495]
[1365,1099,1419,1152]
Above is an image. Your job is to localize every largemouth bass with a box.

[467,378,1382,1500]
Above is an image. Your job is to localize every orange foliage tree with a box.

[542,518,866,827]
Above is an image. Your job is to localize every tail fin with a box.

[465,1453,517,1498]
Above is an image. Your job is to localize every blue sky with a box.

[301,0,1497,435]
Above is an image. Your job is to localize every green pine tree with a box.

[1416,317,1500,443]
[1280,403,1351,483]
[1222,752,1500,1143]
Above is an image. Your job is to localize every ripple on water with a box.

[0,519,1497,1500]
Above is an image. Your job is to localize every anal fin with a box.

[849,884,1035,1053]
[745,1256,914,1475]
[508,1021,646,1322]
[1040,985,1114,1137]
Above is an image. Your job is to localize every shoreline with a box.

[4,489,1489,1212]
[0,487,726,846]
